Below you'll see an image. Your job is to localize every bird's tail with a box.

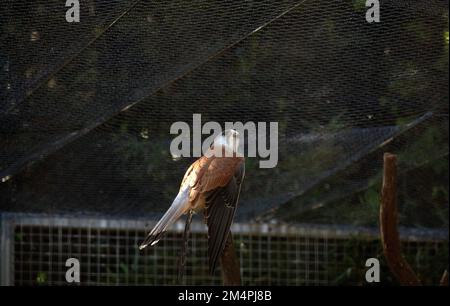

[139,187,190,250]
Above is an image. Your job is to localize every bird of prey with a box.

[139,129,245,274]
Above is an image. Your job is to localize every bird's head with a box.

[211,129,242,158]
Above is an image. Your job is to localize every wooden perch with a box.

[220,233,242,286]
[178,210,194,284]
[380,153,422,286]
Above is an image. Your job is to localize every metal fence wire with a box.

[1,213,447,286]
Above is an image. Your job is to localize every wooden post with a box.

[440,270,449,286]
[380,153,421,286]
[220,232,241,286]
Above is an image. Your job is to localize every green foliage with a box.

[327,236,448,286]
[352,0,367,12]
[1,1,448,282]
[36,272,47,285]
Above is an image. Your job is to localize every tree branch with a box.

[440,270,449,286]
[380,153,421,286]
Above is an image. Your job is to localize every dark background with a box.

[0,0,448,286]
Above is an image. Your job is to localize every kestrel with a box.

[139,129,245,274]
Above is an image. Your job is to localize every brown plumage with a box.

[140,130,245,274]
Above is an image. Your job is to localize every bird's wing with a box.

[203,159,245,274]
[180,156,210,191]
[187,157,239,205]
[179,156,236,206]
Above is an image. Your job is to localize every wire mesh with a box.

[2,213,447,286]
[0,0,448,227]
[0,0,448,287]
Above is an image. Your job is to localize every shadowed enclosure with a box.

[0,0,448,285]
